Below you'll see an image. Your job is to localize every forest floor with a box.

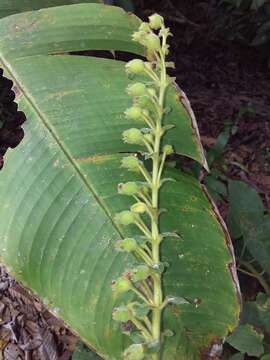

[0,1,269,359]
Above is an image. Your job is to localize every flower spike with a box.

[113,13,182,359]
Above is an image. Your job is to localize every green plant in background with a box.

[212,0,270,64]
[0,1,240,359]
[199,105,254,201]
[225,180,270,359]
[227,180,270,295]
[222,0,268,10]
[199,113,270,359]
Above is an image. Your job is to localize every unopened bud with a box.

[139,22,151,32]
[131,202,147,214]
[112,306,132,322]
[118,182,140,196]
[123,344,144,360]
[125,59,145,75]
[137,96,149,107]
[121,156,141,171]
[115,238,138,252]
[144,33,160,51]
[125,106,143,121]
[132,31,144,42]
[115,210,136,225]
[163,144,174,155]
[112,277,132,295]
[131,265,151,282]
[123,128,144,145]
[127,83,147,97]
[149,14,164,30]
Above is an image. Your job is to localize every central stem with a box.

[151,52,168,359]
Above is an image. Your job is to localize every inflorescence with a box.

[112,14,188,360]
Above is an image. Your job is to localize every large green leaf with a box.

[73,341,102,359]
[226,324,264,357]
[0,0,102,19]
[228,180,270,274]
[0,3,240,359]
[227,180,264,239]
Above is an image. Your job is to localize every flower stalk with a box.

[112,14,176,360]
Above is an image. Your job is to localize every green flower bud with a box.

[123,344,144,360]
[118,182,140,196]
[112,306,132,322]
[125,59,145,75]
[121,156,141,171]
[144,33,160,51]
[122,128,144,145]
[112,277,132,295]
[149,13,164,30]
[137,96,149,107]
[125,106,143,121]
[163,144,174,155]
[132,31,144,42]
[139,22,151,32]
[131,265,151,282]
[115,238,138,252]
[130,202,147,214]
[127,83,147,97]
[115,210,136,225]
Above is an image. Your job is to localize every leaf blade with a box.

[0,5,240,359]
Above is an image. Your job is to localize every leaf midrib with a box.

[0,54,125,240]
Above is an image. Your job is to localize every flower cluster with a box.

[112,14,178,360]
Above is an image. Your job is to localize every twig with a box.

[238,260,270,294]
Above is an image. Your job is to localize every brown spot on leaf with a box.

[171,304,181,317]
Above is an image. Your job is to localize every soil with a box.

[0,0,269,359]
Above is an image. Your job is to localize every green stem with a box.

[140,280,154,301]
[116,19,174,359]
[142,113,156,130]
[136,247,153,266]
[131,286,153,306]
[134,218,152,240]
[144,67,160,83]
[150,46,168,360]
[157,152,167,185]
[239,260,270,294]
[131,317,153,341]
[143,139,154,153]
[136,192,152,208]
[144,316,153,332]
[138,163,152,185]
